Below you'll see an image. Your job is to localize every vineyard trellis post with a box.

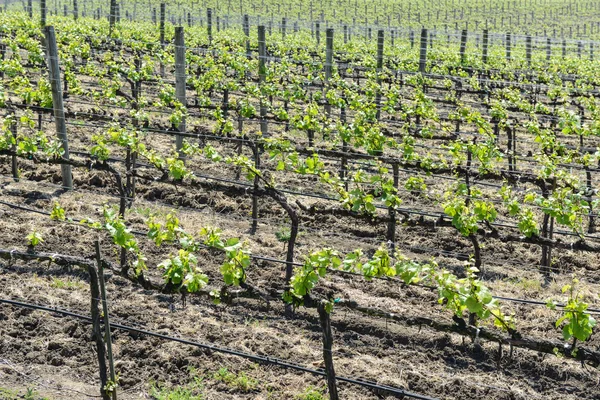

[243,14,250,57]
[88,262,110,400]
[0,35,4,80]
[546,37,551,62]
[505,32,511,61]
[316,21,320,46]
[174,26,186,158]
[375,29,384,120]
[96,241,118,400]
[258,25,268,137]
[207,8,212,44]
[109,0,117,34]
[459,29,467,65]
[73,0,78,20]
[9,114,18,181]
[419,28,427,73]
[45,26,73,190]
[324,28,333,117]
[40,0,46,26]
[317,301,339,400]
[159,3,165,77]
[27,0,31,18]
[482,29,489,63]
[386,163,399,250]
[526,35,532,66]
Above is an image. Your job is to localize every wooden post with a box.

[174,27,186,159]
[281,17,286,38]
[482,29,489,63]
[73,0,78,20]
[95,241,117,400]
[386,164,399,248]
[546,37,551,62]
[27,0,32,18]
[324,28,333,117]
[207,8,212,44]
[10,115,18,181]
[505,33,511,61]
[109,0,117,33]
[419,28,428,73]
[316,21,320,46]
[159,3,166,44]
[40,0,47,26]
[562,38,566,59]
[88,263,110,400]
[250,143,260,234]
[258,25,268,137]
[159,3,165,77]
[44,26,72,190]
[243,14,250,57]
[0,37,5,80]
[526,35,532,66]
[459,29,468,64]
[375,30,384,120]
[317,302,339,400]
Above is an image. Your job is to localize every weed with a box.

[212,367,258,392]
[296,386,327,400]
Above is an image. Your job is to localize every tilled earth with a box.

[0,167,599,400]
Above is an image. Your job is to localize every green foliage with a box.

[296,386,327,400]
[212,368,258,392]
[547,279,596,344]
[50,202,66,221]
[26,230,43,247]
[158,249,209,293]
[102,207,146,273]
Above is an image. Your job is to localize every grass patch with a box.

[150,374,204,400]
[212,367,258,392]
[296,386,328,400]
[49,277,86,290]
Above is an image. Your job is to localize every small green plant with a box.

[275,228,302,250]
[50,277,85,290]
[212,367,258,392]
[547,279,597,352]
[26,230,43,247]
[50,202,66,221]
[150,368,203,399]
[296,386,327,400]
[150,382,203,400]
[404,176,427,195]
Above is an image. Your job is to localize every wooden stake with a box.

[318,302,339,400]
[95,241,117,400]
[174,26,186,158]
[44,26,72,190]
[88,263,110,400]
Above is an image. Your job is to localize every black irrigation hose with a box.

[0,297,438,400]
